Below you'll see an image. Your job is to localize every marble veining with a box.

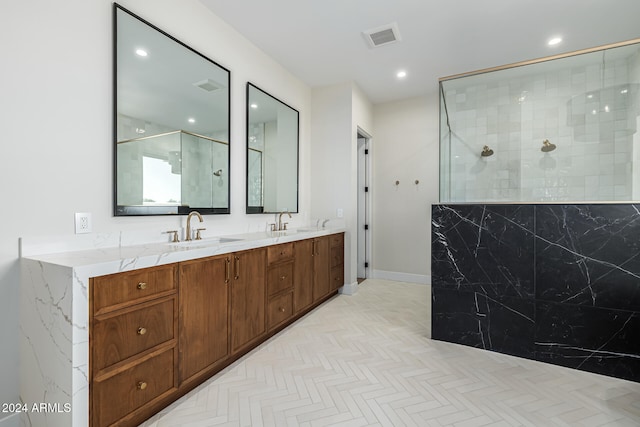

[432,203,640,383]
[19,226,345,427]
[432,204,535,299]
[536,204,640,312]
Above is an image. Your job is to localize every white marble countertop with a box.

[22,227,345,270]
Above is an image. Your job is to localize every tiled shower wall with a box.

[441,47,640,202]
[431,203,640,383]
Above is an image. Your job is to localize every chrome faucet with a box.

[278,211,291,231]
[185,211,203,241]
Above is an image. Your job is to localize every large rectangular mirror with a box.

[246,83,299,214]
[114,4,230,215]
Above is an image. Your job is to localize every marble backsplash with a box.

[431,203,640,383]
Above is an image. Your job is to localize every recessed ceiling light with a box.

[188,118,195,123]
[397,70,407,79]
[250,103,258,109]
[135,48,148,57]
[548,37,562,46]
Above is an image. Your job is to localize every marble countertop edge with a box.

[20,227,345,270]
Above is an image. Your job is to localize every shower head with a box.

[541,139,556,152]
[481,145,494,157]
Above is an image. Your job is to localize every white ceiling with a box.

[200,0,640,104]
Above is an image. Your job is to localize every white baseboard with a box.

[339,281,359,295]
[370,270,430,285]
[0,413,19,427]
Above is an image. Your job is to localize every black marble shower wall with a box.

[431,204,640,383]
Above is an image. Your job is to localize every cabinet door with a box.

[179,255,229,382]
[313,237,331,301]
[294,239,314,313]
[230,248,266,353]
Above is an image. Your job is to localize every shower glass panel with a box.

[439,39,640,203]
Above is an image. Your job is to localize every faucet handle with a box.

[283,223,288,230]
[270,223,277,232]
[195,228,206,240]
[165,230,179,242]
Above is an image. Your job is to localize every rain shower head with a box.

[541,139,556,152]
[481,145,494,157]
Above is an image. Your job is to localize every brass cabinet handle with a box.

[279,307,285,313]
[280,275,286,280]
[137,327,147,335]
[137,282,147,290]
[225,257,231,283]
[234,256,240,280]
[280,251,285,256]
[137,381,147,390]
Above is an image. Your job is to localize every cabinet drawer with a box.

[267,292,293,330]
[92,348,176,427]
[267,262,293,296]
[93,298,176,371]
[93,264,177,314]
[330,245,344,268]
[331,265,343,291]
[267,243,293,265]
[330,233,344,248]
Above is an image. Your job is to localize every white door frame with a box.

[357,128,372,280]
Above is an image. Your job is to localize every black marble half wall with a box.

[432,204,640,383]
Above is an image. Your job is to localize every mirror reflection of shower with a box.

[541,139,556,152]
[481,145,494,157]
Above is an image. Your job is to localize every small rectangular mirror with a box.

[246,83,299,214]
[114,4,230,215]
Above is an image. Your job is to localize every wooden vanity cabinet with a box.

[178,255,229,386]
[330,233,345,292]
[294,234,342,311]
[89,234,343,427]
[312,236,331,301]
[266,243,295,330]
[90,264,178,427]
[229,247,267,354]
[293,239,314,312]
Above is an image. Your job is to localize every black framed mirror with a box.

[246,83,299,214]
[114,4,230,215]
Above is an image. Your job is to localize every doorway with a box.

[357,130,371,283]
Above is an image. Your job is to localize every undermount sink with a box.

[169,237,243,248]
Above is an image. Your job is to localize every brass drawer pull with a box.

[280,251,285,255]
[137,282,147,290]
[280,275,286,280]
[279,307,285,313]
[137,327,147,335]
[137,381,147,390]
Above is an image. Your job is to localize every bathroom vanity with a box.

[20,228,344,427]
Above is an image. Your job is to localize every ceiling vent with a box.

[363,22,401,48]
[193,78,221,92]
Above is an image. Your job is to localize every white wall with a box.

[371,95,440,283]
[0,0,312,420]
[310,83,373,290]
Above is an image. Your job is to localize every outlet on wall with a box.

[75,212,92,234]
[336,208,344,218]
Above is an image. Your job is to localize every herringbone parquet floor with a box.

[141,279,640,426]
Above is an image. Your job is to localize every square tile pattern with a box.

[141,280,640,426]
